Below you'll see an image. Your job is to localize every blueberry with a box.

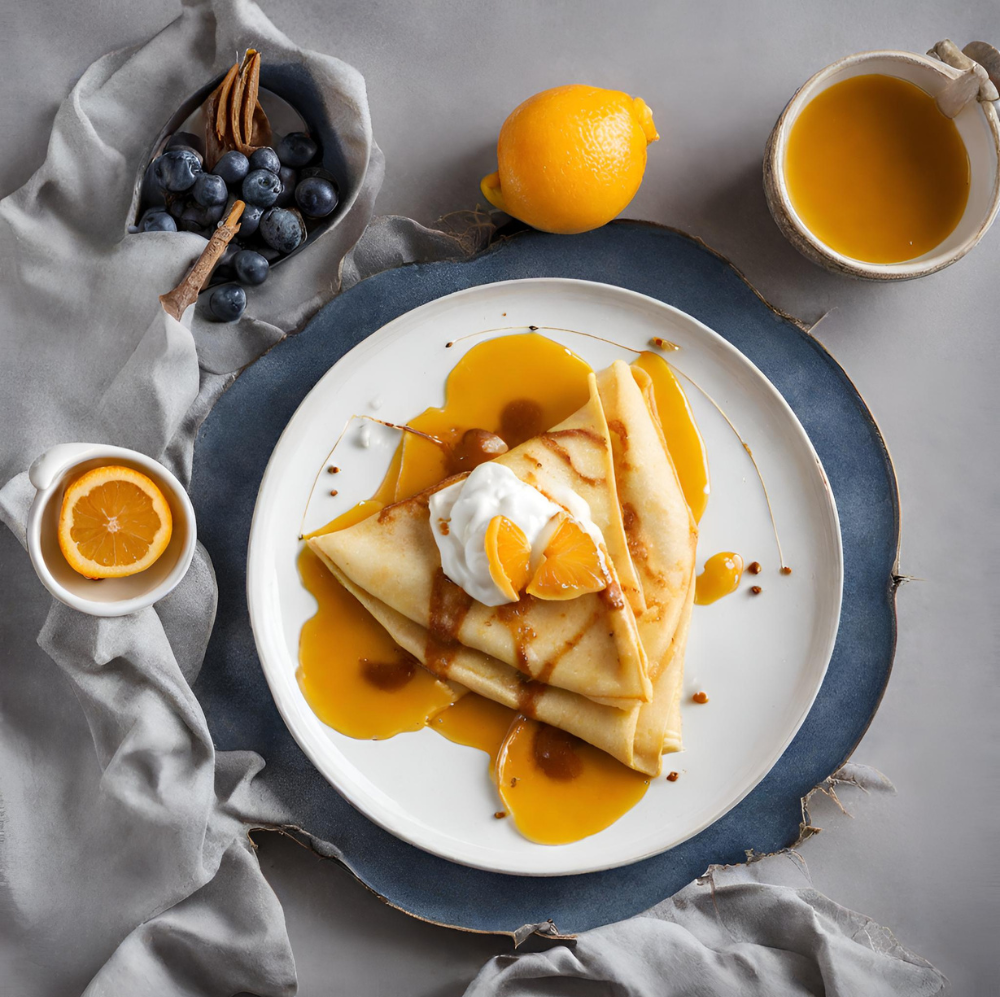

[259,207,307,254]
[208,283,247,322]
[178,200,224,232]
[233,249,270,286]
[277,132,318,168]
[236,202,263,236]
[153,150,202,193]
[213,150,250,185]
[192,173,228,207]
[242,168,283,207]
[167,198,187,220]
[141,162,165,208]
[295,177,339,219]
[138,208,177,232]
[248,147,281,174]
[165,145,204,166]
[165,131,205,157]
[275,166,297,206]
[219,242,242,266]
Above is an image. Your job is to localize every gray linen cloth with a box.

[0,1,945,994]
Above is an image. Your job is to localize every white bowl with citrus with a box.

[26,443,196,617]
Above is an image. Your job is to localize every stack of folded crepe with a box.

[309,360,698,776]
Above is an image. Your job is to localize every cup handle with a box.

[928,40,1000,117]
[29,443,108,491]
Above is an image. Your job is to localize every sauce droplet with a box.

[780,566,793,576]
[666,771,680,782]
[447,428,508,474]
[747,561,762,575]
[692,691,709,704]
[650,336,680,352]
[694,552,744,605]
[750,585,762,595]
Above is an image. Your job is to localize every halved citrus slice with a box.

[58,465,173,579]
[484,515,532,601]
[526,516,606,601]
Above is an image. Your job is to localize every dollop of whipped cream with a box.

[428,462,604,606]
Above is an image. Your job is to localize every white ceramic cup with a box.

[764,48,1000,279]
[26,443,197,617]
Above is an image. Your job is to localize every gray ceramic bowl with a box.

[130,61,370,271]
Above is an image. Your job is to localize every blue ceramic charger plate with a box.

[190,222,898,934]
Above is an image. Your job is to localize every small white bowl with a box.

[764,48,1000,279]
[26,443,197,617]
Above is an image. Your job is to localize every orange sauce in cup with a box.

[785,74,969,263]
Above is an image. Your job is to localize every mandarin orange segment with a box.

[58,465,173,579]
[526,517,607,601]
[484,515,532,602]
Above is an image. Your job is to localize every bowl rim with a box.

[766,48,1000,279]
[26,444,197,618]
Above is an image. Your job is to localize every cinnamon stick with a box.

[159,200,245,320]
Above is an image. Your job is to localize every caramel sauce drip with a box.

[425,568,473,678]
[500,399,546,448]
[532,724,585,781]
[536,434,602,485]
[496,596,537,674]
[515,676,546,717]
[620,501,647,565]
[360,654,417,691]
[599,578,626,612]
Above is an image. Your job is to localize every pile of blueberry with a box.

[138,131,338,322]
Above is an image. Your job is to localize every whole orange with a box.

[481,85,659,234]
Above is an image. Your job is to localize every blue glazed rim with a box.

[190,222,899,935]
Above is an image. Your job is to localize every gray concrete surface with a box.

[1,1,997,993]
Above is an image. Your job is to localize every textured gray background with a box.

[1,1,997,994]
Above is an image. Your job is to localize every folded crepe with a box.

[311,551,693,776]
[312,375,652,705]
[309,358,699,773]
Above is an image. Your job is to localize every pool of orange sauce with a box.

[297,334,715,844]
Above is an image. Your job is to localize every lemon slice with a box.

[58,465,173,579]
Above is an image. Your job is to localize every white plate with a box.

[246,278,843,877]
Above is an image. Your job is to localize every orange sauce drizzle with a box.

[390,333,592,501]
[633,351,710,524]
[694,551,744,605]
[431,693,517,772]
[297,333,711,843]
